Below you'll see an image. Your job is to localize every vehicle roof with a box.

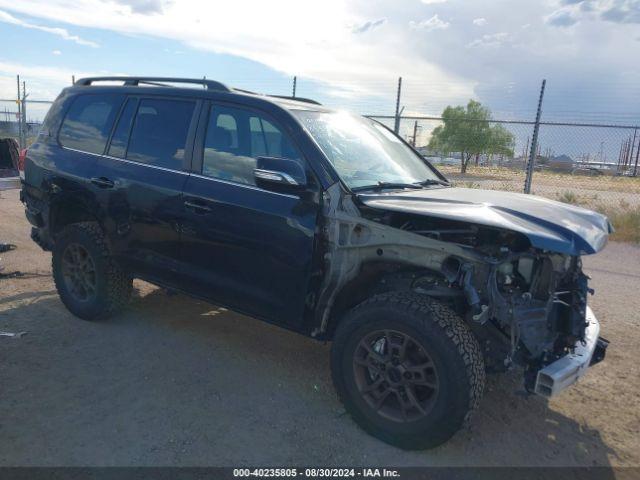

[69,76,334,114]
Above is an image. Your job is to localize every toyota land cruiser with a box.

[21,76,610,449]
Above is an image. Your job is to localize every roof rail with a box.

[268,95,322,105]
[74,76,231,92]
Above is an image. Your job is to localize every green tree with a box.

[428,100,515,173]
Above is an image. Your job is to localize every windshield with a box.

[294,110,441,190]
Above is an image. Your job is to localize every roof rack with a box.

[74,76,231,92]
[233,89,321,106]
[268,95,322,105]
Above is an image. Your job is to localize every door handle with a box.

[184,200,212,214]
[91,177,115,189]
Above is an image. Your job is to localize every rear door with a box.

[180,101,320,327]
[90,95,199,285]
[48,93,124,219]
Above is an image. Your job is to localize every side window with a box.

[59,94,123,154]
[107,98,137,158]
[202,105,300,186]
[126,98,195,170]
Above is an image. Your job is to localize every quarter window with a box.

[126,98,195,170]
[202,105,300,186]
[59,94,123,154]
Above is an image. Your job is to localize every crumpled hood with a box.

[358,187,613,255]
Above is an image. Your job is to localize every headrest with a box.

[210,126,233,150]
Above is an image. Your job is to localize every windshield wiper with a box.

[352,181,424,193]
[416,179,450,187]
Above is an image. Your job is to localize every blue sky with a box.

[1,0,639,152]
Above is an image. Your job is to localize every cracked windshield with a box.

[294,110,441,190]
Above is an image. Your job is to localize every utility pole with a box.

[22,81,28,145]
[524,79,546,194]
[292,76,297,98]
[16,75,23,149]
[411,120,421,147]
[394,77,402,134]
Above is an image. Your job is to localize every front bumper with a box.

[534,306,608,397]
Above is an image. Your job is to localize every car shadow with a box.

[0,285,620,469]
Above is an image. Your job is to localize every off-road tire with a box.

[331,291,485,450]
[52,222,132,320]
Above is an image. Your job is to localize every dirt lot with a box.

[1,188,639,467]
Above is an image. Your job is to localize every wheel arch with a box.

[49,192,104,237]
[319,261,461,340]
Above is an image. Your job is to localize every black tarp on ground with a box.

[0,137,19,176]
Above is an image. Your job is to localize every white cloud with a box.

[548,0,640,25]
[420,0,447,4]
[51,49,61,55]
[0,0,473,114]
[0,60,102,114]
[0,9,98,47]
[545,8,579,27]
[111,0,170,14]
[473,17,487,26]
[467,32,510,48]
[351,18,386,34]
[410,14,450,31]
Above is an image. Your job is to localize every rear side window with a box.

[126,98,195,170]
[58,94,123,154]
[202,104,300,186]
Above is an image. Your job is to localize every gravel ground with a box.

[0,188,638,467]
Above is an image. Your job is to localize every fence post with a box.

[524,79,546,194]
[292,76,297,98]
[631,130,640,177]
[394,77,402,134]
[628,128,637,172]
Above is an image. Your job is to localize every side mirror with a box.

[254,156,307,189]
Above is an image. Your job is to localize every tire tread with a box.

[331,291,486,449]
[52,222,132,320]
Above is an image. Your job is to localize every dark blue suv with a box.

[21,77,610,449]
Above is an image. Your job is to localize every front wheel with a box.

[331,292,485,450]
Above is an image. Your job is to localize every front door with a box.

[180,102,319,327]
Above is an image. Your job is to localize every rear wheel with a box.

[331,291,485,450]
[52,222,132,320]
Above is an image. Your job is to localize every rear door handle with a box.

[91,177,115,189]
[184,200,212,214]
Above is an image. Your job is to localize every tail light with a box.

[18,148,27,179]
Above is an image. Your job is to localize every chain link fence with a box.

[1,74,638,241]
[378,116,640,201]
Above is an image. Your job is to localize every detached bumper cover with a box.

[534,306,607,397]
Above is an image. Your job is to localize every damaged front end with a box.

[315,183,610,398]
[449,248,609,396]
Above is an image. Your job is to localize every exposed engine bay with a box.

[315,183,609,395]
